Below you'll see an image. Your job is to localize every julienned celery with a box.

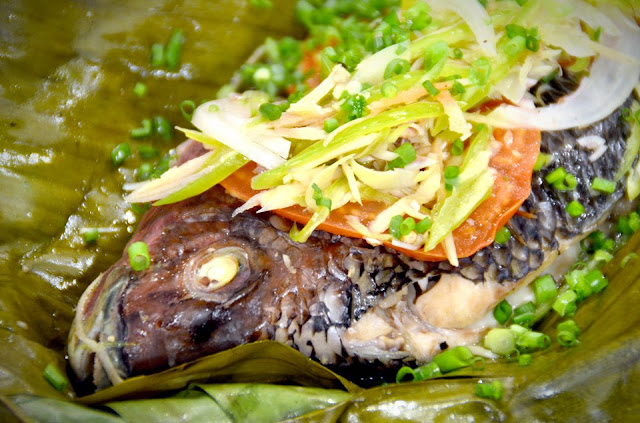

[424,169,494,251]
[424,126,494,251]
[154,129,249,206]
[251,102,444,190]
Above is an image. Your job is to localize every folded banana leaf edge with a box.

[0,1,638,421]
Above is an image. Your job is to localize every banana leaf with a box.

[0,0,639,421]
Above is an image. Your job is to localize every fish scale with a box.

[67,96,637,392]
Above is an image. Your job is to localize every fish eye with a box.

[183,246,252,302]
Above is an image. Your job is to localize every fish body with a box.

[68,99,635,391]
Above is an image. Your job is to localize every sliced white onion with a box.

[427,0,496,56]
[577,134,607,161]
[486,9,640,130]
[192,100,285,169]
[391,239,419,251]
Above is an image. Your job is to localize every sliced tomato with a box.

[220,128,540,261]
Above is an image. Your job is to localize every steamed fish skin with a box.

[68,99,634,391]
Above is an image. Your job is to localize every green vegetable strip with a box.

[252,102,443,190]
[43,364,68,391]
[128,241,151,271]
[155,129,249,206]
[291,178,349,243]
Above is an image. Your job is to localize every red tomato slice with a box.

[220,128,540,261]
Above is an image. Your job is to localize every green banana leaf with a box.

[0,0,638,421]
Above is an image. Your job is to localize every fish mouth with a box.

[67,266,130,390]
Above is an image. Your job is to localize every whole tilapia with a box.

[68,98,635,391]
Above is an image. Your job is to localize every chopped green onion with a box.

[384,58,410,79]
[130,118,153,139]
[566,201,585,218]
[311,183,332,211]
[422,80,440,96]
[484,328,516,355]
[259,102,282,121]
[128,241,151,271]
[137,162,153,181]
[83,228,99,244]
[451,81,466,96]
[388,143,417,170]
[495,227,511,245]
[630,211,640,232]
[474,380,503,401]
[341,93,368,121]
[423,41,449,76]
[545,167,567,184]
[557,320,581,337]
[133,82,147,98]
[138,145,159,160]
[557,331,579,347]
[525,34,540,52]
[405,2,432,31]
[444,165,460,191]
[621,107,632,122]
[516,330,551,352]
[593,249,613,263]
[249,0,273,8]
[553,290,578,316]
[180,100,196,122]
[153,116,173,140]
[533,274,558,305]
[533,152,551,170]
[591,177,616,194]
[518,354,532,366]
[323,117,339,133]
[111,143,131,167]
[151,43,165,66]
[469,57,491,86]
[503,35,526,57]
[451,138,464,156]
[585,269,608,293]
[43,363,68,391]
[415,217,433,234]
[505,24,527,39]
[381,81,398,98]
[396,361,441,383]
[513,301,536,327]
[400,217,416,237]
[621,252,639,268]
[452,47,463,59]
[493,300,512,324]
[165,29,185,71]
[432,346,474,373]
[389,215,403,239]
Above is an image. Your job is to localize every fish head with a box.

[67,188,297,391]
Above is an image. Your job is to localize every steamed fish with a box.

[68,99,636,390]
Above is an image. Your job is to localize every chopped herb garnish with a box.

[400,217,416,237]
[389,214,403,239]
[422,80,440,96]
[153,116,173,140]
[469,57,491,86]
[165,29,185,71]
[553,290,578,316]
[566,201,585,218]
[83,228,99,244]
[591,177,616,194]
[138,145,159,160]
[451,138,464,156]
[128,241,151,271]
[111,143,131,167]
[533,274,558,305]
[323,117,339,133]
[133,82,147,98]
[311,183,332,210]
[388,143,417,169]
[495,227,511,245]
[415,217,433,234]
[43,364,68,392]
[451,81,466,96]
[341,93,367,121]
[493,300,513,324]
[384,58,410,79]
[180,100,196,122]
[381,81,398,98]
[533,153,551,171]
[249,0,273,9]
[259,102,283,121]
[150,43,165,66]
[130,118,153,139]
[475,380,503,401]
